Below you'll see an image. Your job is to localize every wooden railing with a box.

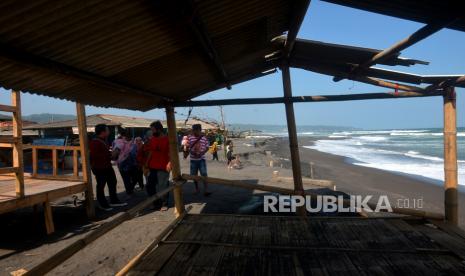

[31,145,82,181]
[0,90,25,197]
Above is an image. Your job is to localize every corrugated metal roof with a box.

[24,114,156,129]
[282,37,428,68]
[321,0,465,32]
[25,114,221,131]
[172,117,221,130]
[0,0,295,110]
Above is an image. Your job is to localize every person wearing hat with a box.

[187,124,211,196]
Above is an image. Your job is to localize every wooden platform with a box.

[129,214,465,275]
[0,175,86,214]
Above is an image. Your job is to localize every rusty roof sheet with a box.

[0,0,296,111]
[24,114,157,129]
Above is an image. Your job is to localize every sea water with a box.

[234,125,465,186]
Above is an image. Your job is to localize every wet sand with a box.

[1,136,463,275]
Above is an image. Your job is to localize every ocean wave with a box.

[304,139,465,185]
[328,135,348,138]
[390,132,430,136]
[358,136,388,142]
[332,131,352,136]
[404,151,443,162]
[245,135,273,139]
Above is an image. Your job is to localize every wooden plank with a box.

[0,103,16,112]
[73,149,79,177]
[172,90,445,107]
[0,143,13,148]
[11,90,24,198]
[357,19,455,70]
[52,148,58,176]
[32,147,38,177]
[76,102,95,218]
[443,87,458,225]
[0,182,87,215]
[0,136,18,144]
[165,105,184,217]
[31,145,81,150]
[334,18,456,82]
[0,167,18,174]
[116,206,192,276]
[31,175,83,182]
[23,183,182,276]
[283,0,311,57]
[43,200,55,234]
[274,176,334,189]
[127,244,180,275]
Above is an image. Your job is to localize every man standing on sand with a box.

[145,121,171,211]
[188,124,211,196]
[89,124,127,211]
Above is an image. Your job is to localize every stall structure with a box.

[25,114,157,142]
[0,91,94,234]
[0,0,464,274]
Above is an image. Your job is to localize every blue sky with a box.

[0,0,464,129]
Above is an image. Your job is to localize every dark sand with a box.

[0,136,463,275]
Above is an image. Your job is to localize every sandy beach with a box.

[0,136,463,275]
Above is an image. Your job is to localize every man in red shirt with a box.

[89,124,126,211]
[145,121,171,210]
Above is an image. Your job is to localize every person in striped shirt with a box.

[188,124,211,196]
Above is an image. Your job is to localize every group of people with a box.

[89,122,211,211]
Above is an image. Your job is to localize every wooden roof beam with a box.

[351,76,425,92]
[334,18,458,82]
[173,90,444,107]
[283,0,312,58]
[0,44,170,101]
[183,0,231,89]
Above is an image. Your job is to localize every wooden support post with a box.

[281,64,306,216]
[11,90,24,197]
[73,149,79,178]
[43,200,55,234]
[165,105,185,217]
[32,147,38,177]
[52,148,58,176]
[76,103,95,219]
[443,87,458,225]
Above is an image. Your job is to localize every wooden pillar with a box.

[32,147,38,177]
[165,105,185,217]
[43,200,55,234]
[443,87,458,225]
[76,103,95,219]
[73,149,79,178]
[281,64,306,216]
[11,90,24,197]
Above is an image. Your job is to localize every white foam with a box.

[328,135,347,138]
[245,135,273,139]
[305,139,465,185]
[358,136,388,142]
[404,151,443,162]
